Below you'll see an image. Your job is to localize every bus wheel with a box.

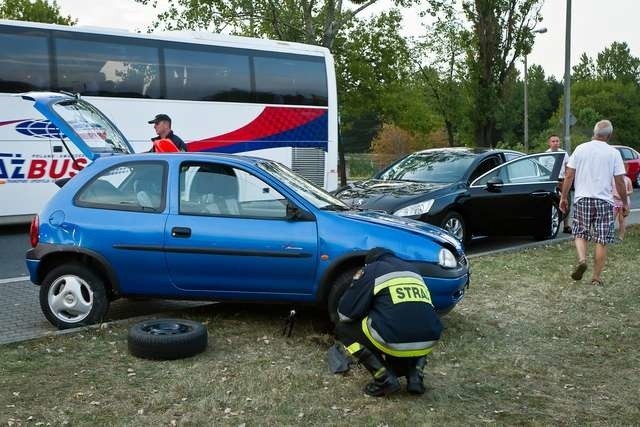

[39,263,109,330]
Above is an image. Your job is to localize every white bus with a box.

[0,19,338,225]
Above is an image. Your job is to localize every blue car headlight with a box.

[438,248,457,269]
[394,199,434,217]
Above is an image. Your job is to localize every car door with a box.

[164,160,319,296]
[71,160,172,295]
[465,152,565,237]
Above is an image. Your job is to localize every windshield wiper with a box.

[320,204,350,211]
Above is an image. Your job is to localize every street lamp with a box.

[524,27,547,153]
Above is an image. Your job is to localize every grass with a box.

[2,227,640,426]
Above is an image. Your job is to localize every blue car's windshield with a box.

[378,151,477,183]
[257,161,349,210]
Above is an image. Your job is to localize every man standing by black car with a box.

[336,247,443,397]
[148,114,187,152]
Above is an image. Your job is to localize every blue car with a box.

[24,92,470,329]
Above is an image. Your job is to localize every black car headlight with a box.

[394,199,434,217]
[438,248,457,269]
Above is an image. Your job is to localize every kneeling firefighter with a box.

[336,247,443,396]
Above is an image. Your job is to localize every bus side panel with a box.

[0,94,86,222]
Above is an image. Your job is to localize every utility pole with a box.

[563,0,572,153]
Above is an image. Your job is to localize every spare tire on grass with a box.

[128,318,208,360]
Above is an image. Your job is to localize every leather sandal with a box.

[571,261,587,280]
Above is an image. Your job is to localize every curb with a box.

[468,235,573,259]
[7,302,216,346]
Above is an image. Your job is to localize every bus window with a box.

[164,47,251,102]
[54,36,160,98]
[253,55,327,106]
[0,31,50,92]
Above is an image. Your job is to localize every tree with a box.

[460,0,544,147]
[414,0,468,147]
[334,11,438,152]
[0,0,75,25]
[596,41,640,84]
[572,53,595,82]
[135,0,414,50]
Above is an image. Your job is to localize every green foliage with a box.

[498,65,562,150]
[0,0,75,24]
[546,42,640,152]
[334,11,439,152]
[596,41,640,84]
[572,53,595,82]
[414,0,469,147]
[460,0,544,147]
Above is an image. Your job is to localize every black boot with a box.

[358,349,400,397]
[406,357,427,394]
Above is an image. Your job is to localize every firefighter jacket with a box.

[337,254,443,357]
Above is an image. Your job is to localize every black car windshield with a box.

[378,151,477,183]
[257,161,350,210]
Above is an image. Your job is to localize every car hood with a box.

[341,209,463,251]
[21,92,134,161]
[336,179,454,211]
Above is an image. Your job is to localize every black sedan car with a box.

[335,148,566,244]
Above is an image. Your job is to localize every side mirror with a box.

[486,177,504,192]
[286,202,315,221]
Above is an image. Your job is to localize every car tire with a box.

[440,211,467,244]
[127,319,208,360]
[39,263,110,330]
[535,201,561,240]
[327,266,361,324]
[635,172,640,188]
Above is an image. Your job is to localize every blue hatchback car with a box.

[24,93,470,329]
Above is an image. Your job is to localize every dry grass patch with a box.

[2,227,639,425]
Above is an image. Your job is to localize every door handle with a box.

[530,191,550,198]
[171,227,191,238]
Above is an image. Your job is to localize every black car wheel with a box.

[327,266,361,323]
[440,211,467,243]
[535,202,561,240]
[128,319,208,360]
[635,172,640,188]
[40,263,109,330]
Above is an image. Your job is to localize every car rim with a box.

[47,274,94,323]
[445,217,464,241]
[142,321,191,335]
[551,204,560,235]
[636,173,640,187]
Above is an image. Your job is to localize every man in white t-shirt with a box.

[545,134,571,233]
[560,120,629,286]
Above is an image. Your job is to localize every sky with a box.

[55,0,640,80]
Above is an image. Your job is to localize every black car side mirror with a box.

[286,202,315,221]
[486,177,504,192]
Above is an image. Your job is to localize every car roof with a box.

[97,151,269,167]
[412,147,522,156]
